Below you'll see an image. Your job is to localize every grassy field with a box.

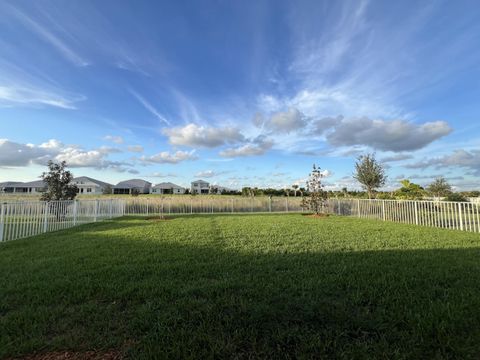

[1,214,480,359]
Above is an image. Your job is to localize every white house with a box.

[0,180,46,194]
[71,176,113,195]
[113,179,152,194]
[191,180,210,194]
[151,182,185,195]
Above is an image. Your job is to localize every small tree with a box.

[102,185,113,195]
[41,161,78,201]
[395,179,425,200]
[427,177,452,198]
[301,164,328,214]
[353,153,387,199]
[131,188,140,197]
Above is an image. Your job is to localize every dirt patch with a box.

[303,213,330,218]
[9,350,123,360]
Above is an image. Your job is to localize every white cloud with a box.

[127,145,144,153]
[103,135,124,144]
[142,150,198,164]
[380,154,414,162]
[195,170,229,178]
[0,85,83,109]
[267,108,307,133]
[130,89,170,125]
[163,123,244,148]
[220,137,273,158]
[405,149,480,176]
[326,118,452,152]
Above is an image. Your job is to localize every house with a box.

[151,182,185,195]
[71,176,113,195]
[0,180,47,194]
[191,180,210,194]
[113,179,151,194]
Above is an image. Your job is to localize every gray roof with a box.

[152,182,184,189]
[19,180,46,188]
[191,179,210,185]
[0,181,24,188]
[114,179,152,188]
[73,176,112,188]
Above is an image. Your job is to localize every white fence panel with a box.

[0,199,125,242]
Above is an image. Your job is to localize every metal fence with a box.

[0,199,125,242]
[329,198,480,232]
[123,197,305,215]
[2,197,479,242]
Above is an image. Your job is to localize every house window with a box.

[87,188,92,193]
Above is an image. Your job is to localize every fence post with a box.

[73,200,77,226]
[286,197,289,213]
[382,200,386,221]
[458,202,464,231]
[269,197,272,213]
[94,200,98,222]
[146,198,149,216]
[43,202,48,233]
[414,201,419,225]
[231,198,234,213]
[0,203,5,242]
[191,199,193,214]
[109,199,113,219]
[357,199,360,217]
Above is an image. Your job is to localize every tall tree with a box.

[301,164,328,214]
[427,177,452,198]
[353,153,387,199]
[41,161,78,201]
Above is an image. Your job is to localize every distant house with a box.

[113,179,151,194]
[191,180,210,194]
[71,176,113,195]
[0,180,46,194]
[151,182,185,195]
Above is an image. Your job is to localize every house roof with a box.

[191,179,210,185]
[73,176,112,188]
[0,181,24,188]
[20,180,46,188]
[152,182,184,189]
[114,179,152,188]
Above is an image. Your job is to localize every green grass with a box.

[1,214,480,359]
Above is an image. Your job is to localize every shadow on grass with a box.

[1,220,480,359]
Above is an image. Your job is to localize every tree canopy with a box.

[353,154,387,199]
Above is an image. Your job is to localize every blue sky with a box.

[1,0,480,190]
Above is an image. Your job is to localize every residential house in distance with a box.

[151,182,185,195]
[71,176,113,195]
[191,180,210,194]
[113,179,151,194]
[0,180,46,194]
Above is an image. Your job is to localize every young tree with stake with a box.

[301,164,328,215]
[41,161,78,201]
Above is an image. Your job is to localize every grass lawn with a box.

[1,214,480,359]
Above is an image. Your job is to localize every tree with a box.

[445,192,468,202]
[427,177,452,198]
[301,164,328,214]
[395,179,425,200]
[131,188,140,197]
[353,153,387,199]
[292,184,299,197]
[40,161,78,201]
[102,185,113,195]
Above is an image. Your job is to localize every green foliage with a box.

[395,179,425,200]
[427,177,452,197]
[353,153,387,199]
[445,192,468,202]
[2,215,480,358]
[131,188,140,197]
[40,161,78,201]
[301,164,327,214]
[102,185,113,195]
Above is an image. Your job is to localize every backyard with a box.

[1,214,480,359]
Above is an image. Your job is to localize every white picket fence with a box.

[330,198,480,232]
[0,199,125,242]
[1,197,479,242]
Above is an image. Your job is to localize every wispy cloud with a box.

[129,89,170,125]
[0,85,83,109]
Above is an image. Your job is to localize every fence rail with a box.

[330,199,480,232]
[1,197,479,242]
[0,199,125,242]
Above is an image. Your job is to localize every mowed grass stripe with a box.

[1,214,480,359]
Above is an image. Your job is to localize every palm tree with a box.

[292,184,299,197]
